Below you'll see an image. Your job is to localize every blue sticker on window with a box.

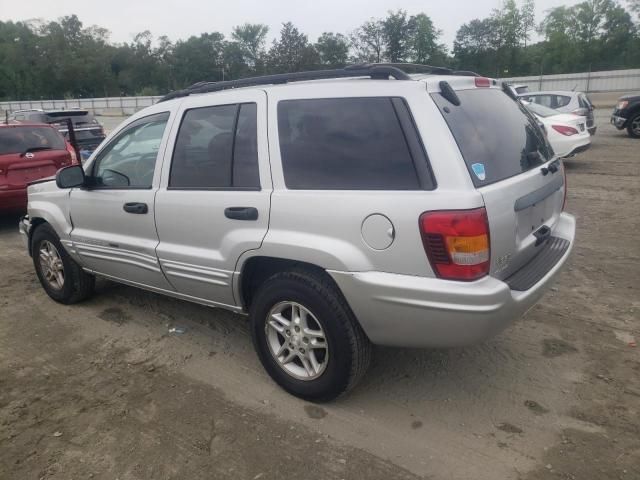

[471,163,486,181]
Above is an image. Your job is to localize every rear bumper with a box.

[611,115,627,129]
[566,142,591,157]
[559,135,591,158]
[0,188,27,212]
[330,212,576,348]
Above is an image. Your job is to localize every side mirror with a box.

[56,165,85,189]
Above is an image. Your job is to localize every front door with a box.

[154,90,271,308]
[69,111,175,290]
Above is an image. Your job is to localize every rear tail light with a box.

[475,77,491,88]
[66,143,78,164]
[552,125,579,136]
[562,163,567,211]
[419,208,490,281]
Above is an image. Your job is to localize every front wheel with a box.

[32,223,95,304]
[249,269,371,402]
[628,113,640,138]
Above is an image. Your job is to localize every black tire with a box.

[627,113,640,138]
[249,269,372,402]
[32,223,95,304]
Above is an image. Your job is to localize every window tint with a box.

[93,112,169,188]
[0,126,66,155]
[169,103,260,189]
[432,88,552,187]
[278,97,420,190]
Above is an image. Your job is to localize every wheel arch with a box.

[235,255,346,312]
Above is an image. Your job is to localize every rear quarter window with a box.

[277,97,431,190]
[432,88,552,187]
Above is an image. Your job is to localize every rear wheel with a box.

[249,269,371,401]
[32,224,95,304]
[628,113,640,138]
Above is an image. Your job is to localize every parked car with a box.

[523,101,591,157]
[610,94,640,138]
[19,65,575,401]
[10,109,106,160]
[519,91,596,135]
[0,123,77,214]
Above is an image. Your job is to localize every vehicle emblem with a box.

[25,152,35,159]
[471,163,486,181]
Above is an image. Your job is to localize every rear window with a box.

[277,97,426,190]
[432,88,552,187]
[0,127,66,156]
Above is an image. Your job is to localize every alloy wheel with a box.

[265,301,329,381]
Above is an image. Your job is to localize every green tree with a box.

[315,32,350,67]
[350,19,385,63]
[268,22,319,73]
[382,10,414,62]
[231,23,269,71]
[411,13,447,64]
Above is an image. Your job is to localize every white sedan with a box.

[524,102,591,158]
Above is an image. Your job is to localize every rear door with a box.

[432,87,565,280]
[0,126,71,189]
[154,90,271,307]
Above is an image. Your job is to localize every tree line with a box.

[1,0,639,100]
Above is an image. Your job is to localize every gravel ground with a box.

[1,110,638,480]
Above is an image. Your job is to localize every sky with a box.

[0,0,584,49]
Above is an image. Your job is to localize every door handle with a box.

[224,207,258,221]
[123,202,148,214]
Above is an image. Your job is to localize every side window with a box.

[169,103,259,189]
[277,97,425,190]
[556,95,571,108]
[92,112,169,188]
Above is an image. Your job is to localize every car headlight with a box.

[617,100,629,110]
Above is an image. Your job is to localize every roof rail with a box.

[158,63,480,103]
[361,63,479,77]
[159,65,412,102]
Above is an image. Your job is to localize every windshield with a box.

[432,88,553,187]
[525,102,560,118]
[0,127,66,156]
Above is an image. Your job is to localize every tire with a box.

[627,113,640,138]
[32,223,95,304]
[249,269,372,402]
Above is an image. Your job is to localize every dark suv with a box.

[611,95,640,138]
[10,109,106,158]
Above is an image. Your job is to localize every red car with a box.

[0,123,78,214]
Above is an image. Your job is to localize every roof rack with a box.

[159,65,411,102]
[158,63,479,103]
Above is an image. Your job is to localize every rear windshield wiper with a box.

[21,146,53,157]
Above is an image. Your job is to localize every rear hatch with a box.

[432,86,565,280]
[0,126,71,189]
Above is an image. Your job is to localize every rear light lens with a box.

[66,142,78,164]
[475,77,491,88]
[552,125,579,136]
[562,162,567,211]
[419,208,490,281]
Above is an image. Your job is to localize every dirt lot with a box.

[1,111,639,480]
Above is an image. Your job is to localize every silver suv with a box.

[20,65,575,401]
